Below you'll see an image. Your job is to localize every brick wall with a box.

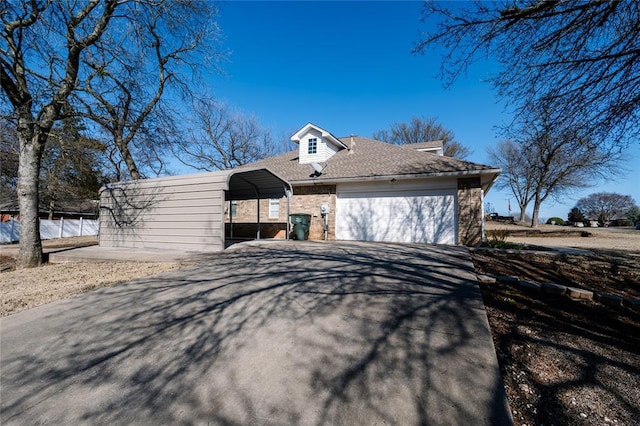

[457,178,483,246]
[226,185,337,240]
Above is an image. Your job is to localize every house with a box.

[98,122,500,251]
[230,123,501,246]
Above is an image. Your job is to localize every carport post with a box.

[254,188,261,240]
[229,199,234,239]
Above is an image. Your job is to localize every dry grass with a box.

[0,261,181,317]
[485,221,640,252]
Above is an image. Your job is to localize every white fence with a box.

[0,218,99,244]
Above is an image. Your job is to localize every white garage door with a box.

[335,185,457,244]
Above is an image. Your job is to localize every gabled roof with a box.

[290,122,349,150]
[243,136,500,186]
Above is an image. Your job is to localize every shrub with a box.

[546,217,565,225]
[482,229,526,249]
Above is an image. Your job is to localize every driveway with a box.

[0,241,511,425]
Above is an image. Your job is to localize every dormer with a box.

[410,140,445,156]
[291,123,348,164]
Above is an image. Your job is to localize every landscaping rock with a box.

[497,275,519,284]
[623,298,640,311]
[595,293,624,307]
[566,287,593,300]
[541,282,567,295]
[477,274,497,284]
[518,280,541,293]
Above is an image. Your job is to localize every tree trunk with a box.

[48,198,56,220]
[530,193,542,228]
[518,203,527,222]
[117,138,141,180]
[16,133,45,268]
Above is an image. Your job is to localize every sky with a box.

[188,0,640,221]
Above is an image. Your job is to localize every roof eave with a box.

[290,168,502,186]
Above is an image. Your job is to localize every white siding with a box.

[298,129,341,164]
[335,179,458,244]
[100,172,227,251]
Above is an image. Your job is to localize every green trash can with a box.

[290,213,311,240]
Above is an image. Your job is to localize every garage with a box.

[335,180,457,244]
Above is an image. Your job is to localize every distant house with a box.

[231,123,501,246]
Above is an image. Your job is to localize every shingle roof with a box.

[243,136,499,184]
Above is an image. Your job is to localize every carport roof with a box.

[101,167,291,201]
[226,167,292,200]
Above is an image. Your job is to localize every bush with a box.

[546,217,565,225]
[482,230,527,249]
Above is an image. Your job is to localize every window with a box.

[229,200,238,219]
[269,199,280,219]
[308,138,317,154]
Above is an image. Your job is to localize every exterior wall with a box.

[457,177,483,246]
[225,197,288,239]
[290,185,337,240]
[100,172,227,251]
[298,128,341,164]
[230,185,337,240]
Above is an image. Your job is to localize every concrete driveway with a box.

[0,241,511,425]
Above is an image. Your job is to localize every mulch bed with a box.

[471,249,640,425]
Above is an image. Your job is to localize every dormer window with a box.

[308,138,318,154]
[291,123,347,164]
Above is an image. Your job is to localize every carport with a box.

[99,167,292,251]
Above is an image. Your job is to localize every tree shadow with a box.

[337,196,456,244]
[1,242,511,425]
[481,283,640,425]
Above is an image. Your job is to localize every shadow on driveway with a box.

[1,242,512,425]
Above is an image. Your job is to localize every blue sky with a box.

[191,0,639,220]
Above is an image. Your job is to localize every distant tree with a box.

[626,205,640,224]
[500,103,621,228]
[40,115,107,219]
[373,116,471,159]
[415,1,640,150]
[174,98,280,171]
[487,139,535,222]
[567,207,585,224]
[575,193,636,226]
[0,119,19,204]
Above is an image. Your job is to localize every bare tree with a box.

[487,139,535,222]
[373,116,471,159]
[415,1,640,149]
[575,193,636,226]
[1,1,118,267]
[1,1,220,267]
[175,98,280,171]
[508,105,621,228]
[74,1,220,180]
